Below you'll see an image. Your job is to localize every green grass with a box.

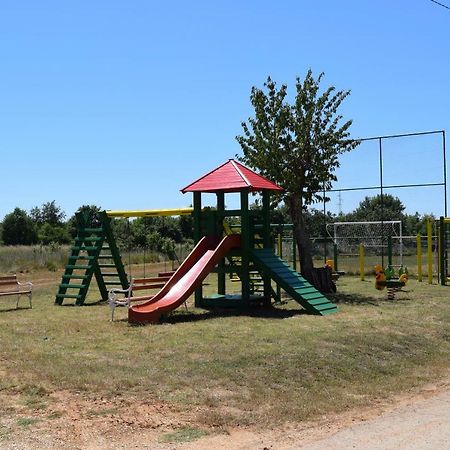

[0,267,449,433]
[159,427,209,443]
[16,417,39,428]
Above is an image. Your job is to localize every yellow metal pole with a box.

[106,208,193,217]
[277,233,282,257]
[427,219,433,284]
[416,234,422,282]
[359,243,365,281]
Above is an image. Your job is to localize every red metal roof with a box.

[181,159,283,193]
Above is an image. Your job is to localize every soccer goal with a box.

[327,221,403,266]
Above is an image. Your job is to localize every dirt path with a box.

[2,378,449,449]
[296,388,450,450]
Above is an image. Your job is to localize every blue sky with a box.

[1,0,449,221]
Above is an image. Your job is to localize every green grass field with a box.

[0,263,449,443]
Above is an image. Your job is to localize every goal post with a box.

[327,221,403,266]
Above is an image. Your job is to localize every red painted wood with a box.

[181,159,283,193]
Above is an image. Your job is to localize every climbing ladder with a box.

[224,219,281,301]
[55,211,129,305]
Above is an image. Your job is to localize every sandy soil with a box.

[1,376,449,450]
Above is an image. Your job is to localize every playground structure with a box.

[56,159,338,323]
[128,159,337,323]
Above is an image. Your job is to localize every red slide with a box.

[128,234,241,324]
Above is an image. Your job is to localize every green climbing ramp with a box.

[251,248,337,315]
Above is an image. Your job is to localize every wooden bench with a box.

[108,275,172,321]
[0,275,33,309]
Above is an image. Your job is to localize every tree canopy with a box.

[237,70,359,279]
[2,208,38,245]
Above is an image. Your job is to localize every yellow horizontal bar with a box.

[106,208,193,218]
[443,218,450,224]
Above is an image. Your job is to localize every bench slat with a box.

[132,283,165,291]
[133,276,171,284]
[0,290,32,297]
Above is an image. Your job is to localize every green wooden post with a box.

[240,189,250,304]
[193,192,202,306]
[440,216,446,286]
[217,192,226,295]
[262,191,271,305]
[193,192,201,244]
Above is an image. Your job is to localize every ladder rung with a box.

[55,294,82,299]
[75,236,103,242]
[97,255,113,259]
[68,256,94,261]
[99,264,116,268]
[65,265,91,270]
[101,273,119,277]
[71,246,98,252]
[83,228,103,233]
[62,275,88,280]
[59,284,85,289]
[104,281,123,286]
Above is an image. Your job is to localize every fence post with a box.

[416,234,422,282]
[427,219,433,284]
[333,243,338,273]
[359,243,365,281]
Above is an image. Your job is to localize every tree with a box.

[30,200,65,226]
[349,194,405,222]
[236,71,358,283]
[2,208,38,245]
[29,201,69,244]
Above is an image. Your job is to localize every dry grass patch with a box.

[0,268,448,442]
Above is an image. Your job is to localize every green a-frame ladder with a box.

[55,211,129,305]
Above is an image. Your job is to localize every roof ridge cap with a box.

[230,159,251,187]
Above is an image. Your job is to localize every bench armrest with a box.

[17,281,33,290]
[108,286,132,310]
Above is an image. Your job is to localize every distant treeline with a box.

[0,195,435,248]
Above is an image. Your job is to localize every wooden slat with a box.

[0,290,31,297]
[132,283,166,291]
[133,276,171,284]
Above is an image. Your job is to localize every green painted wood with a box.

[55,294,82,299]
[55,211,97,305]
[56,210,129,305]
[75,236,103,242]
[193,192,202,307]
[251,249,337,315]
[95,211,129,301]
[62,275,88,280]
[68,255,95,260]
[65,265,91,270]
[71,246,98,251]
[59,283,85,289]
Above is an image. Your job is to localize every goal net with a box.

[327,221,403,266]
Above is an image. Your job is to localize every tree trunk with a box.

[286,194,313,274]
[287,194,335,294]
